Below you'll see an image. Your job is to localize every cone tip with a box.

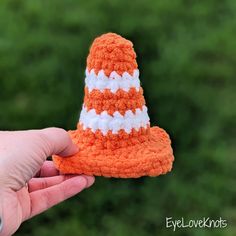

[87,32,138,76]
[93,32,132,46]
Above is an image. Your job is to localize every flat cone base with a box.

[53,126,174,178]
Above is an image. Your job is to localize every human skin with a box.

[0,128,95,236]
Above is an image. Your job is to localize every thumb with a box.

[39,128,78,157]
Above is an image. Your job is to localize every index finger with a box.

[29,175,95,218]
[35,161,59,177]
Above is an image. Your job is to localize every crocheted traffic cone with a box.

[53,33,174,178]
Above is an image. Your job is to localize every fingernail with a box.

[60,143,79,157]
[84,176,95,188]
[72,144,79,154]
[0,217,3,232]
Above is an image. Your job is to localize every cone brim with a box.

[53,126,174,178]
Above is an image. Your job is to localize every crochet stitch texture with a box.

[53,33,174,178]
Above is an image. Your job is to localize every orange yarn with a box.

[53,127,174,178]
[76,124,150,150]
[87,33,137,76]
[53,33,174,178]
[84,87,145,115]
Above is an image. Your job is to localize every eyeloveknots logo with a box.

[166,217,227,231]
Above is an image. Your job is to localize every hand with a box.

[0,128,95,236]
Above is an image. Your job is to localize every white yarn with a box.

[79,105,150,135]
[85,68,140,93]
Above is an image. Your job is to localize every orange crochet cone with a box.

[53,33,174,178]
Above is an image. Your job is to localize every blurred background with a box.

[0,0,235,235]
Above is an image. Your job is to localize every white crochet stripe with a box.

[85,68,140,93]
[79,105,150,135]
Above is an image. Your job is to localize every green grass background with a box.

[0,0,235,235]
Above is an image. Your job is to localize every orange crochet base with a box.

[53,127,174,178]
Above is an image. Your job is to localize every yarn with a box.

[76,124,150,150]
[84,88,145,115]
[85,69,140,93]
[87,33,138,76]
[53,127,174,178]
[53,32,174,178]
[79,105,149,135]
